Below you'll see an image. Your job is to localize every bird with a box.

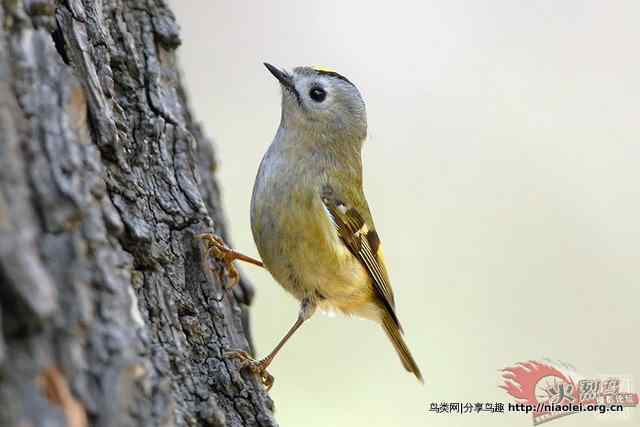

[200,63,422,389]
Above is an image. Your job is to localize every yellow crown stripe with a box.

[311,65,338,74]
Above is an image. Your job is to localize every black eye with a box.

[309,87,326,102]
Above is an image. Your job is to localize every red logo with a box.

[500,360,639,425]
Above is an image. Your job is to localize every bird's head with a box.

[264,63,367,143]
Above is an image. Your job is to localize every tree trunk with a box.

[0,1,276,426]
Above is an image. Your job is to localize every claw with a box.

[225,350,275,390]
[198,233,241,290]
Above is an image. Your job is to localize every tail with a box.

[382,315,423,383]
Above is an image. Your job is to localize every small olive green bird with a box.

[208,63,422,389]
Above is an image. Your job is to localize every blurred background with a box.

[169,1,639,426]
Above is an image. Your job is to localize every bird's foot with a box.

[198,233,264,291]
[225,350,275,391]
[198,233,241,289]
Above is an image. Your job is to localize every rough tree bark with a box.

[0,1,276,426]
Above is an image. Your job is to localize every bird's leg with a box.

[226,298,316,390]
[197,233,264,290]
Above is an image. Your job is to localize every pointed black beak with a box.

[264,63,295,92]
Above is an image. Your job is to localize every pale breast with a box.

[251,164,374,314]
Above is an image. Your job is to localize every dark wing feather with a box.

[320,187,402,330]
